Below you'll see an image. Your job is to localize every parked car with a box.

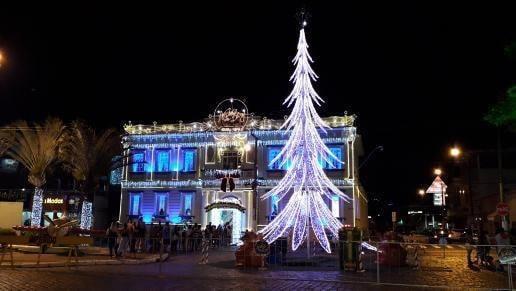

[429,229,450,244]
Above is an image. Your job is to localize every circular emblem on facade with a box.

[255,240,269,255]
[211,98,249,131]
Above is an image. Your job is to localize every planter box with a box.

[55,236,93,246]
[0,235,30,245]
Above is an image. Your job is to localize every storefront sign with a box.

[44,198,64,204]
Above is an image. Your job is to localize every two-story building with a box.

[119,99,367,242]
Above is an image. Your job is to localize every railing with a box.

[170,239,516,289]
[2,234,515,289]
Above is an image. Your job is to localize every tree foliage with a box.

[484,86,516,127]
[60,121,120,197]
[6,118,65,187]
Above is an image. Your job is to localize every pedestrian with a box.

[106,221,118,258]
[127,219,135,253]
[477,230,490,268]
[464,228,475,266]
[162,221,171,254]
[495,227,510,272]
[118,223,129,257]
[138,217,146,252]
[171,226,179,255]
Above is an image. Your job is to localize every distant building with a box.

[447,149,516,230]
[119,99,367,240]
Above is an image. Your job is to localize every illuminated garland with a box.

[204,201,246,213]
[258,26,350,253]
[80,201,93,229]
[121,178,354,189]
[30,188,44,227]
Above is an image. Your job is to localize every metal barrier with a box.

[2,233,516,289]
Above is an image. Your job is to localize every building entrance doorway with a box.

[206,196,246,245]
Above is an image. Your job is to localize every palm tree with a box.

[0,129,14,156]
[60,121,121,229]
[6,118,65,227]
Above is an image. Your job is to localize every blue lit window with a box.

[155,150,170,172]
[181,192,193,215]
[182,149,196,172]
[271,195,280,216]
[320,146,343,169]
[155,193,168,215]
[268,146,283,170]
[131,152,146,172]
[129,193,142,215]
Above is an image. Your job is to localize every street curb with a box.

[0,254,167,268]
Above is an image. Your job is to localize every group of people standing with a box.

[465,227,513,271]
[106,219,235,258]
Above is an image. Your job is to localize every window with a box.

[331,196,340,218]
[181,192,193,215]
[155,150,170,172]
[267,146,283,170]
[182,149,196,172]
[131,152,146,172]
[319,146,344,169]
[222,149,240,169]
[271,195,280,216]
[205,146,216,164]
[129,193,142,215]
[155,192,169,215]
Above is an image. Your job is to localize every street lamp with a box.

[450,147,461,158]
[0,51,3,67]
[434,168,442,176]
[418,189,425,196]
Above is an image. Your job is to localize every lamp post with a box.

[448,146,475,224]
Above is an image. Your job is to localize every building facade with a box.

[119,99,367,240]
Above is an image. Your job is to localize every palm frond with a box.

[6,118,65,187]
[60,121,121,193]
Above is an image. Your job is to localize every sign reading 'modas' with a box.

[44,198,64,204]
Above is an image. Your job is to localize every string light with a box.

[80,201,93,229]
[30,188,44,227]
[121,178,353,189]
[258,27,350,253]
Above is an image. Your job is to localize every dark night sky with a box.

[1,2,516,206]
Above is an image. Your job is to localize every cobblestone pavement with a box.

[0,249,512,290]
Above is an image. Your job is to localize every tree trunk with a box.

[31,187,44,227]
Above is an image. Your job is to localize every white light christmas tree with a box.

[258,23,350,253]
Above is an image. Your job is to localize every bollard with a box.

[199,238,209,265]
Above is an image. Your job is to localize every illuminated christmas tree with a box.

[259,22,350,253]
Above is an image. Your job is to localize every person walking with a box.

[127,219,135,254]
[118,223,129,257]
[495,227,511,272]
[464,229,475,266]
[171,226,179,255]
[162,222,171,254]
[106,221,118,258]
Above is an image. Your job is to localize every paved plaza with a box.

[0,248,513,290]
